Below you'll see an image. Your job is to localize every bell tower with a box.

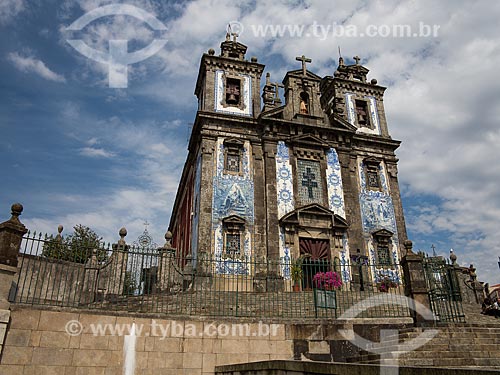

[320,55,390,137]
[194,32,265,117]
[281,55,326,125]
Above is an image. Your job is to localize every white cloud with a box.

[79,147,115,158]
[7,52,66,82]
[0,0,24,25]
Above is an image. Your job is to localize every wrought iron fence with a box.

[423,256,465,323]
[11,231,411,320]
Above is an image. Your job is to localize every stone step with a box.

[382,331,500,344]
[416,337,500,346]
[399,357,500,368]
[399,351,500,359]
[347,320,500,369]
[371,342,500,354]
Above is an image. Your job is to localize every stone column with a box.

[400,240,432,324]
[0,203,28,358]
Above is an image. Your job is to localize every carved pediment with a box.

[288,134,329,149]
[285,69,322,81]
[222,215,246,225]
[364,156,381,167]
[280,203,348,230]
[223,138,245,147]
[334,214,348,229]
[372,229,393,238]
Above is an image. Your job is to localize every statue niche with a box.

[300,92,309,114]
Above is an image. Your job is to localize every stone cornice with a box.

[333,78,387,96]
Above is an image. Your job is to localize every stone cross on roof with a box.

[295,55,312,76]
[353,55,361,65]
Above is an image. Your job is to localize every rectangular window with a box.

[297,159,323,205]
[377,246,391,266]
[223,141,243,175]
[367,170,380,189]
[225,152,240,173]
[364,159,382,191]
[225,233,241,256]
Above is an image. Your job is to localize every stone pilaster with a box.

[385,160,408,252]
[198,139,215,255]
[252,142,267,258]
[401,240,432,324]
[263,140,279,259]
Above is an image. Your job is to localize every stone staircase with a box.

[347,303,500,369]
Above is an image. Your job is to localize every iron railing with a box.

[423,256,465,323]
[11,231,411,320]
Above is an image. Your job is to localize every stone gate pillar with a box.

[106,228,129,300]
[401,240,433,324]
[157,231,178,292]
[0,203,28,358]
[0,203,27,308]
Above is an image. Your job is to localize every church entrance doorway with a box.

[299,238,330,290]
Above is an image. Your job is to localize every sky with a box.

[1,0,500,283]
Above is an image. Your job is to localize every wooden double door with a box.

[299,238,330,290]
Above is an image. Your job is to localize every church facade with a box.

[168,34,407,284]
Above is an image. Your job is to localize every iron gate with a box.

[423,256,465,322]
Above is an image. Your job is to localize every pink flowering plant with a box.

[312,271,342,290]
[377,273,398,292]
